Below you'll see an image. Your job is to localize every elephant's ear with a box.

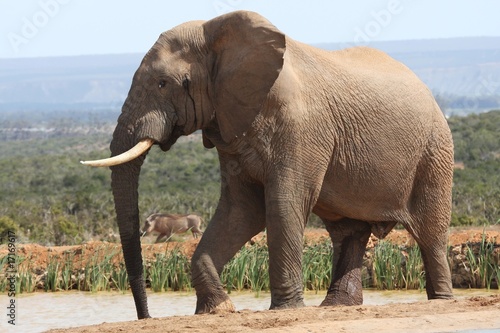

[203,11,286,143]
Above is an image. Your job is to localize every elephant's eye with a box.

[158,80,166,89]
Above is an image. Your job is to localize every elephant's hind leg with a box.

[321,218,371,306]
[404,216,453,300]
[404,145,454,300]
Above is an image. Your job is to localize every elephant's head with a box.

[80,11,285,319]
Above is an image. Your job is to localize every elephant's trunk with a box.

[109,126,151,319]
[81,95,174,318]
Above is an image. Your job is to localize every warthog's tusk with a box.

[80,138,154,167]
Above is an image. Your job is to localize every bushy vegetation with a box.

[2,236,499,294]
[0,109,498,245]
[0,131,220,245]
[448,110,500,226]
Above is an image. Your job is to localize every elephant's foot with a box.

[208,299,236,314]
[425,287,454,300]
[195,294,235,314]
[320,288,363,307]
[269,290,305,310]
[270,298,305,310]
[428,293,454,300]
[320,267,365,307]
[322,219,371,308]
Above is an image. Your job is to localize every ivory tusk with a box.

[80,138,155,167]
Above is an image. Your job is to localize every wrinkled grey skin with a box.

[142,213,203,242]
[105,11,453,319]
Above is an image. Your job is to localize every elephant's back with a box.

[320,46,430,100]
[330,46,413,76]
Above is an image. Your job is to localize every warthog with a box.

[141,213,204,242]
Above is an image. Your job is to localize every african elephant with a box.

[142,213,203,242]
[81,11,454,319]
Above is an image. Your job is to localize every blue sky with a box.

[1,0,499,58]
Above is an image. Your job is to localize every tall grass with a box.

[372,241,405,289]
[111,262,129,292]
[0,255,7,292]
[45,255,60,292]
[60,252,74,291]
[1,233,498,294]
[82,248,117,292]
[221,243,270,295]
[146,247,191,292]
[464,231,499,289]
[372,241,426,291]
[403,246,426,291]
[18,269,36,293]
[302,241,333,292]
[17,256,36,293]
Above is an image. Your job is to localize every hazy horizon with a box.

[1,1,500,59]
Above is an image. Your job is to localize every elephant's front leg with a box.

[321,219,371,306]
[265,175,321,310]
[191,180,265,314]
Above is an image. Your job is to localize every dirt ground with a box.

[3,227,500,333]
[46,295,500,333]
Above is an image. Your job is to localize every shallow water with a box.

[0,289,498,333]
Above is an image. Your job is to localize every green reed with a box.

[0,254,35,294]
[167,250,191,291]
[1,233,497,293]
[464,231,499,289]
[60,252,74,291]
[221,243,270,295]
[16,256,36,294]
[246,246,271,295]
[18,270,36,293]
[403,246,426,291]
[302,241,333,292]
[221,239,333,295]
[372,241,425,290]
[83,248,118,292]
[45,255,60,292]
[146,247,191,292]
[110,262,129,292]
[373,241,403,289]
[0,255,10,292]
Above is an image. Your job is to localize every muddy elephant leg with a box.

[191,181,265,314]
[321,219,371,306]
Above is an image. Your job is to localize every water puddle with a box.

[0,289,498,333]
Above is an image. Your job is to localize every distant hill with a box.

[0,53,142,110]
[1,37,499,114]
